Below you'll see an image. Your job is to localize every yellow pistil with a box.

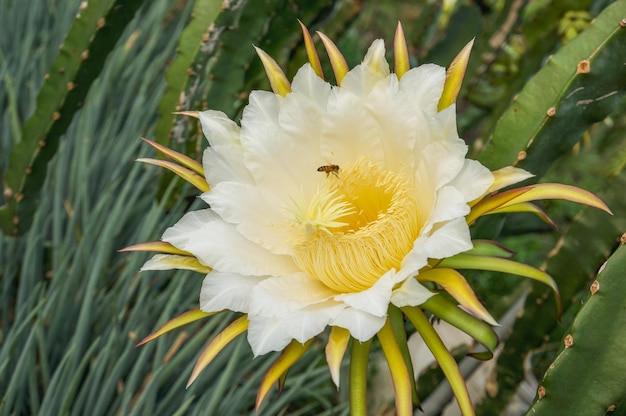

[291,158,422,293]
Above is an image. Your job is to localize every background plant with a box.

[1,0,625,415]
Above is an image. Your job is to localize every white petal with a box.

[291,64,331,108]
[249,273,338,316]
[240,90,323,196]
[391,277,434,307]
[448,159,494,202]
[330,308,386,342]
[427,186,470,226]
[247,302,344,356]
[399,64,446,117]
[366,75,417,171]
[320,87,384,165]
[282,302,344,344]
[200,271,264,313]
[401,236,429,274]
[424,217,472,259]
[247,316,294,356]
[334,270,395,317]
[362,39,390,78]
[199,110,240,147]
[203,145,254,186]
[429,104,460,142]
[162,210,299,277]
[419,139,468,191]
[340,40,389,97]
[201,181,294,255]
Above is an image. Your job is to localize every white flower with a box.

[152,39,495,356]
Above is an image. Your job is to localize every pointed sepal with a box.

[141,137,204,176]
[119,241,192,256]
[298,20,323,79]
[394,22,410,79]
[377,317,413,416]
[254,46,291,97]
[325,326,350,387]
[438,39,474,111]
[317,31,349,85]
[465,240,515,258]
[418,268,497,325]
[256,339,312,411]
[136,308,215,347]
[437,254,562,319]
[421,294,499,361]
[468,183,611,224]
[140,253,211,273]
[137,158,209,192]
[187,315,249,387]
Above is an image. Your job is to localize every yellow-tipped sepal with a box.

[325,326,350,387]
[136,308,215,347]
[298,21,324,79]
[187,315,249,387]
[317,31,349,85]
[377,318,413,416]
[438,39,474,111]
[254,46,292,97]
[256,339,312,411]
[394,22,410,79]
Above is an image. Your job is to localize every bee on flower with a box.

[123,21,610,416]
[317,164,340,177]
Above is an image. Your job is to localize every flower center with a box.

[291,158,422,293]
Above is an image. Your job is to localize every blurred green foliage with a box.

[1,0,626,415]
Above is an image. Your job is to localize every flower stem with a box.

[350,338,372,416]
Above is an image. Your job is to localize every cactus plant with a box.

[526,240,626,415]
[0,0,147,236]
[478,0,626,175]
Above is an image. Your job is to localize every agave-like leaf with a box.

[254,46,291,97]
[377,318,413,416]
[256,339,312,411]
[325,326,350,387]
[136,308,215,347]
[137,158,209,192]
[403,306,475,416]
[187,315,249,387]
[317,31,349,85]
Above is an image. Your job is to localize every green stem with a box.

[349,338,372,416]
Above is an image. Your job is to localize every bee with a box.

[317,164,340,177]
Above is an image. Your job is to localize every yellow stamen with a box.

[291,158,423,292]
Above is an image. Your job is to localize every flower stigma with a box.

[291,157,423,293]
